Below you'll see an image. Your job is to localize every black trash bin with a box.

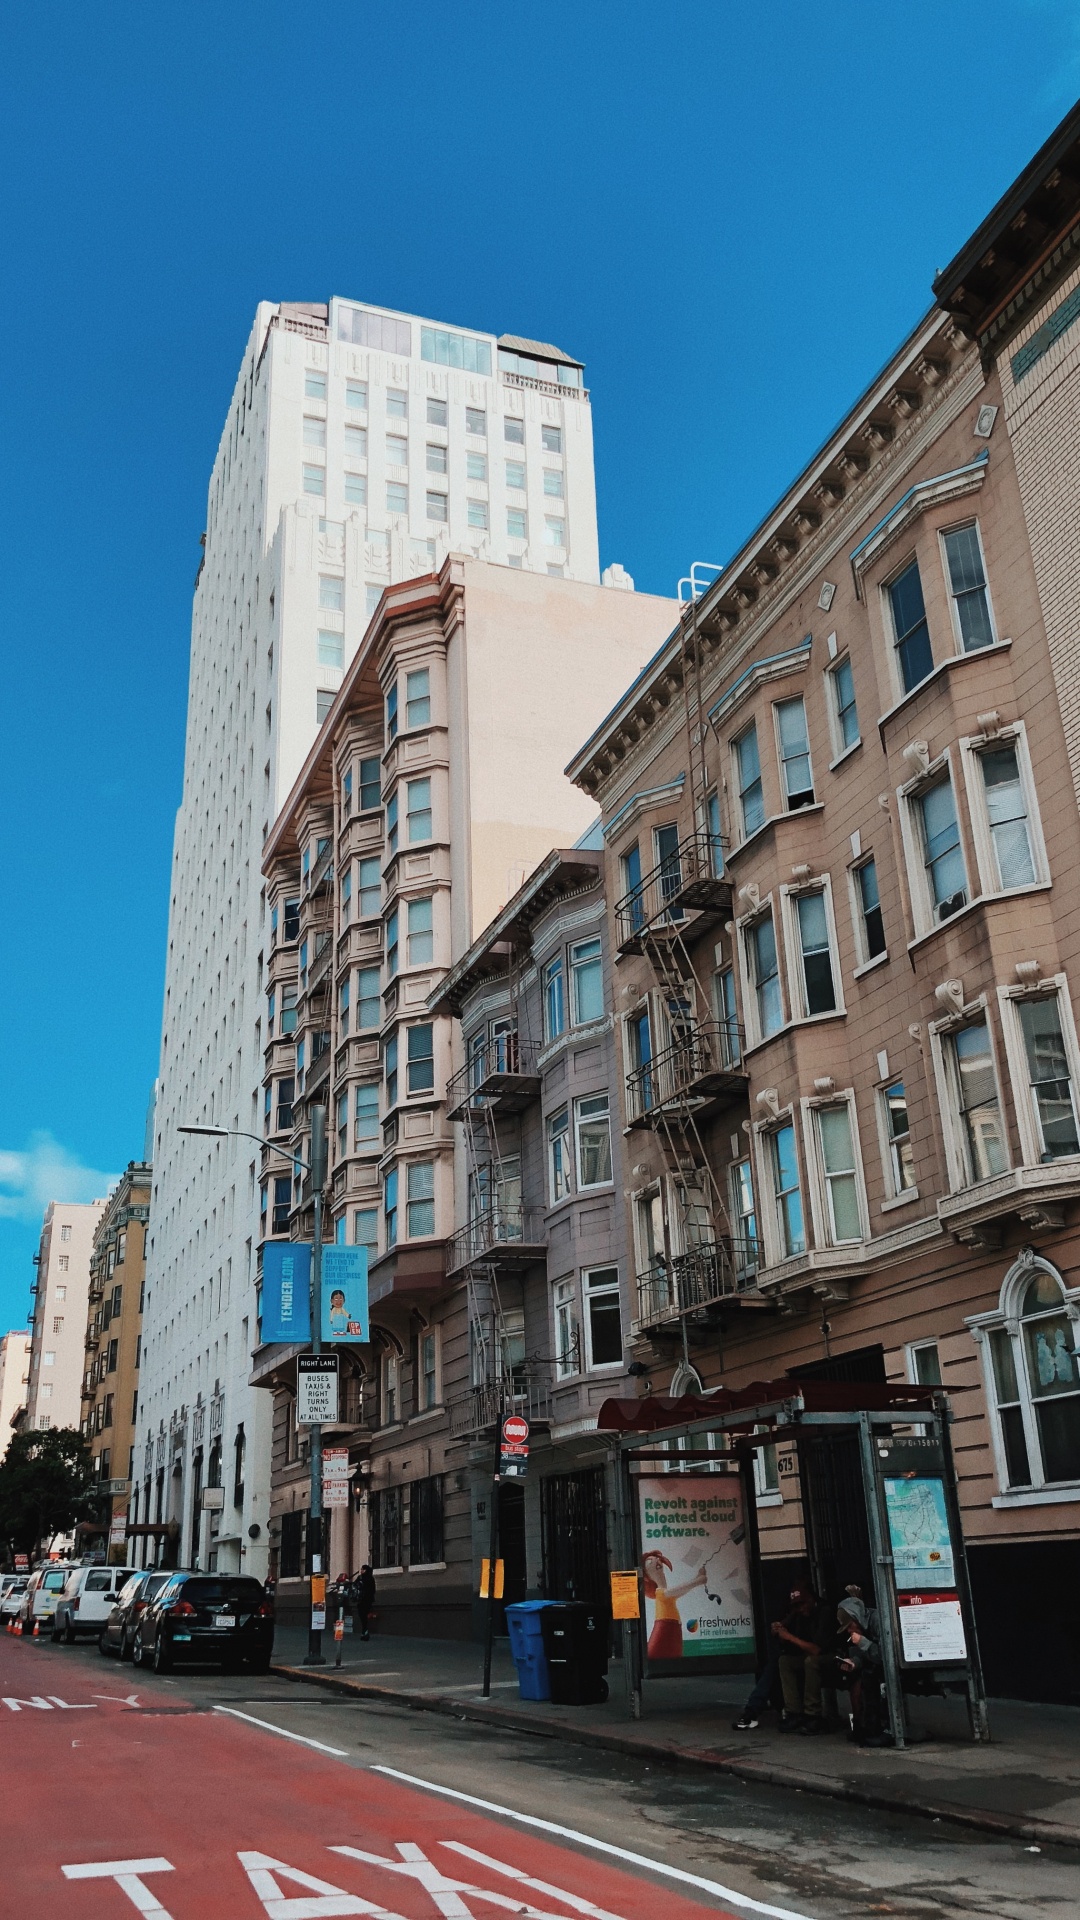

[540,1601,609,1705]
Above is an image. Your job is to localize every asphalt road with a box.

[2,1633,1077,1920]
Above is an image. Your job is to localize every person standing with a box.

[355,1563,376,1640]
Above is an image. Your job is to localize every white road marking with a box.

[48,1694,96,1709]
[3,1694,56,1711]
[238,1850,404,1917]
[213,1704,350,1757]
[93,1692,143,1707]
[445,1843,625,1920]
[371,1768,815,1920]
[332,1839,615,1920]
[62,1857,175,1916]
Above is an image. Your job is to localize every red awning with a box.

[597,1378,938,1435]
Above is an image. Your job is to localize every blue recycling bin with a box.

[505,1600,554,1701]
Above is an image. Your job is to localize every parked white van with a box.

[52,1564,138,1643]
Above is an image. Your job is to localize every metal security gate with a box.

[800,1430,874,1597]
[541,1467,609,1604]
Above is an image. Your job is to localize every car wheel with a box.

[131,1630,146,1669]
[152,1630,172,1675]
[120,1630,134,1663]
[98,1629,112,1656]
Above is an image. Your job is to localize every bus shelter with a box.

[599,1379,989,1748]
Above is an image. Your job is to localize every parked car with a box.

[98,1570,173,1659]
[133,1572,274,1674]
[52,1563,139,1643]
[1,1577,29,1622]
[0,1574,22,1602]
[19,1564,75,1631]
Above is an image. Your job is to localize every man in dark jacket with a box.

[354,1564,376,1640]
[774,1582,835,1731]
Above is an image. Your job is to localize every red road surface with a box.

[0,1636,744,1919]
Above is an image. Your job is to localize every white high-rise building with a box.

[138,299,616,1576]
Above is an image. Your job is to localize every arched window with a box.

[971,1257,1080,1494]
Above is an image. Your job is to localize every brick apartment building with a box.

[564,104,1080,1701]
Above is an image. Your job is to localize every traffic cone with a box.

[32,1620,40,1638]
[13,1619,21,1635]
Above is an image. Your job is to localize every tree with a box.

[0,1428,96,1561]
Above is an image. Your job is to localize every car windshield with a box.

[182,1578,264,1607]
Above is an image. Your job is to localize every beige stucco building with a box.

[563,104,1080,1703]
[0,1331,31,1459]
[26,1201,106,1439]
[254,555,677,1626]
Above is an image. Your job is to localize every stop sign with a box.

[502,1415,529,1448]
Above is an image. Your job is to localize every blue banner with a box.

[321,1246,369,1343]
[260,1242,311,1343]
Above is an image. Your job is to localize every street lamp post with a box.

[178,1106,329,1663]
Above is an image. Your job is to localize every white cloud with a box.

[0,1133,118,1225]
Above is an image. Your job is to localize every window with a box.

[276,1078,295,1131]
[888,558,934,693]
[854,858,886,961]
[52,1315,63,1334]
[386,481,409,514]
[706,790,724,876]
[386,389,408,418]
[55,1284,66,1302]
[507,508,527,540]
[466,452,487,481]
[505,459,526,490]
[269,1175,290,1235]
[357,967,381,1030]
[793,890,836,1016]
[318,629,343,667]
[943,523,994,652]
[61,1225,71,1241]
[1016,994,1080,1160]
[355,1083,379,1149]
[628,1007,652,1110]
[986,1268,1080,1488]
[882,1082,916,1193]
[548,1107,571,1202]
[407,1023,434,1094]
[543,468,564,498]
[917,775,967,920]
[775,697,814,808]
[303,415,326,447]
[554,1279,579,1378]
[814,1103,863,1243]
[357,856,381,917]
[977,743,1037,889]
[543,954,566,1041]
[43,1350,55,1367]
[386,791,399,853]
[768,1123,805,1257]
[621,842,643,933]
[466,407,487,436]
[426,442,447,474]
[544,516,566,547]
[302,464,325,496]
[407,1160,435,1236]
[319,575,344,612]
[354,1207,378,1250]
[358,757,381,811]
[731,1159,759,1272]
[947,1018,1008,1183]
[385,433,408,467]
[409,1474,444,1564]
[339,977,350,1037]
[734,724,765,837]
[346,380,367,411]
[343,424,367,460]
[575,1094,612,1188]
[467,500,489,530]
[305,371,326,400]
[57,1255,69,1272]
[830,656,860,752]
[336,1091,349,1159]
[908,1341,941,1387]
[425,491,448,522]
[542,424,562,452]
[421,324,491,373]
[427,397,448,427]
[715,966,741,1064]
[407,896,433,965]
[504,417,525,444]
[405,668,430,727]
[407,778,432,841]
[384,1167,399,1248]
[570,937,603,1024]
[342,768,353,816]
[584,1266,622,1368]
[386,910,399,979]
[748,911,783,1038]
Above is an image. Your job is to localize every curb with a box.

[271,1660,1080,1853]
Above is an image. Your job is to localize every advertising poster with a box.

[897,1592,968,1663]
[883,1476,955,1589]
[637,1474,755,1667]
[321,1246,369,1343]
[260,1242,312,1344]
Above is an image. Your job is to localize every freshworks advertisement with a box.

[637,1474,756,1667]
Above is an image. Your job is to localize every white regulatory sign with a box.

[297,1355,339,1425]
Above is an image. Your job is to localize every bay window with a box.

[976,1262,1080,1491]
[916,773,967,922]
[976,741,1038,890]
[793,888,837,1016]
[1012,991,1080,1161]
[946,1017,1008,1184]
[768,1122,805,1257]
[574,1093,612,1188]
[813,1102,864,1243]
[887,558,933,693]
[747,910,783,1039]
[570,937,603,1023]
[543,953,566,1041]
[734,723,765,837]
[775,697,815,809]
[942,523,995,653]
[548,1106,571,1203]
[583,1266,622,1369]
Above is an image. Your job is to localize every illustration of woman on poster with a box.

[642,1550,708,1660]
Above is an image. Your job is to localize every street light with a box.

[177,1106,329,1665]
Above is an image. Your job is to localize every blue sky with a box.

[0,1,1076,1329]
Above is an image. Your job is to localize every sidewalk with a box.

[272,1623,1080,1850]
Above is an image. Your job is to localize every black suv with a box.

[133,1571,274,1674]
